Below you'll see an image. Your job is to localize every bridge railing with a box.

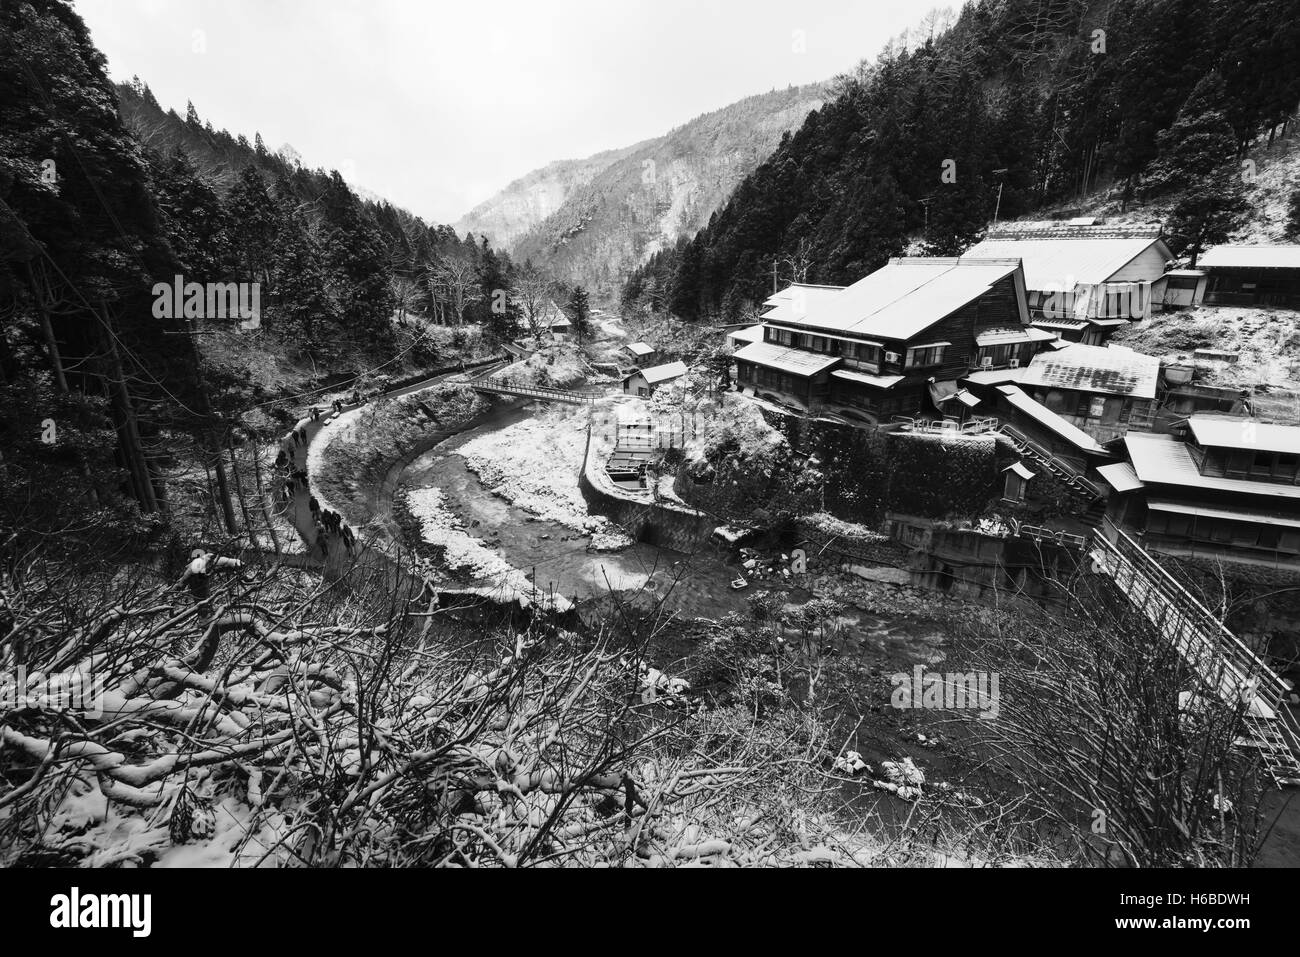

[1093,519,1290,711]
[470,375,607,404]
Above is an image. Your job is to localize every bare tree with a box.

[514,262,556,343]
[428,257,479,327]
[389,275,421,326]
[949,556,1267,867]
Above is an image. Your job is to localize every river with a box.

[399,403,762,621]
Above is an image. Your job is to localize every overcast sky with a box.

[75,0,938,224]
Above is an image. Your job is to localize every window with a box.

[768,328,794,347]
[842,340,882,367]
[1225,451,1252,476]
[907,345,946,368]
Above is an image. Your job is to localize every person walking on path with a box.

[308,495,320,521]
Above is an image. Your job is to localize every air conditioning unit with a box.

[980,356,994,369]
[885,351,902,364]
[1010,358,1021,369]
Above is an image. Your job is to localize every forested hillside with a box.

[477,83,827,297]
[624,0,1300,321]
[0,0,520,547]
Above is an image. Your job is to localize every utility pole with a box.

[992,168,1009,224]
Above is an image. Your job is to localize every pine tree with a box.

[185,99,200,125]
[1165,179,1248,267]
[1144,73,1237,196]
[566,285,591,340]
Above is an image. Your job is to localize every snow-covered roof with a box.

[761,284,849,324]
[963,367,1028,386]
[1187,416,1300,455]
[830,369,905,390]
[1198,245,1300,270]
[1148,499,1300,529]
[1019,344,1160,400]
[964,235,1170,288]
[637,360,688,385]
[767,258,1026,342]
[1126,433,1300,499]
[975,325,1058,347]
[762,282,847,308]
[626,341,655,356]
[734,341,840,377]
[727,325,766,346]
[1005,461,1036,480]
[1097,461,1144,494]
[997,386,1109,454]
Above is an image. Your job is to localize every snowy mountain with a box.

[457,83,828,296]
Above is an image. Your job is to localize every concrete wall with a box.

[579,425,720,553]
[888,514,1082,605]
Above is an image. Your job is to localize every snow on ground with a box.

[407,486,528,585]
[1114,305,1300,396]
[490,341,590,389]
[405,486,573,610]
[456,406,634,550]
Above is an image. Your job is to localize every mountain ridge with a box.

[457,82,829,296]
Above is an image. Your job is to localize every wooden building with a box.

[1012,343,1161,444]
[1100,417,1300,570]
[622,360,687,397]
[734,257,1049,425]
[965,224,1172,340]
[1198,245,1300,308]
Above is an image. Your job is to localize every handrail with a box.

[1094,519,1289,703]
[471,377,606,405]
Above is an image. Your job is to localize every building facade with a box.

[1102,417,1300,571]
[733,257,1050,425]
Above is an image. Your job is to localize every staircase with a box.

[1091,520,1300,786]
[999,424,1103,505]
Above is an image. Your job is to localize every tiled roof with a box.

[1020,344,1160,400]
